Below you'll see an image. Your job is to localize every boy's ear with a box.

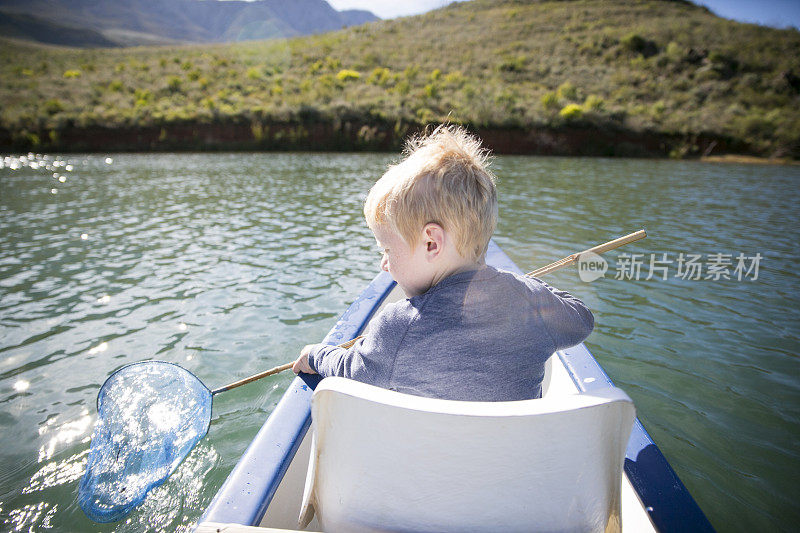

[422,223,445,257]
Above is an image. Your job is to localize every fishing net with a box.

[78,361,213,523]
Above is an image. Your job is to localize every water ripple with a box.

[498,156,800,530]
[2,153,799,531]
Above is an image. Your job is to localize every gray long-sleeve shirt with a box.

[308,265,594,401]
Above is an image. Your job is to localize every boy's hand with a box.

[292,344,318,374]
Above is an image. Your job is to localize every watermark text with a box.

[577,252,762,282]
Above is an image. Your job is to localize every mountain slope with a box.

[1,0,798,157]
[0,12,120,48]
[0,0,378,46]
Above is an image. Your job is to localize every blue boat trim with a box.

[201,241,714,532]
[558,344,714,532]
[200,271,396,526]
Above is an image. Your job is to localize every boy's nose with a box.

[380,255,389,272]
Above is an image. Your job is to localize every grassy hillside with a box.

[2,0,799,157]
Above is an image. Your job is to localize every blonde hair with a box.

[364,125,498,261]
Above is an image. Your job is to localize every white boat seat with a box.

[299,377,635,533]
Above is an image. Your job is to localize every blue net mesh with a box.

[78,361,213,523]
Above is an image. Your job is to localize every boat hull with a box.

[198,241,713,532]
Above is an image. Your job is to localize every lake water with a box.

[1,152,798,531]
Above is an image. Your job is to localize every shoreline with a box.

[1,119,793,163]
[699,154,800,165]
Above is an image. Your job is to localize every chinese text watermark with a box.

[577,252,762,282]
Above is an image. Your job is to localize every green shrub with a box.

[251,121,265,141]
[336,69,361,82]
[707,52,739,79]
[44,99,64,115]
[246,67,261,80]
[134,88,153,106]
[310,60,324,74]
[738,111,776,138]
[416,107,435,123]
[498,55,527,72]
[368,67,391,86]
[26,132,41,146]
[559,103,584,119]
[63,69,81,79]
[423,83,438,98]
[629,55,647,69]
[394,79,410,95]
[665,41,682,60]
[620,33,659,58]
[557,82,578,101]
[108,80,124,92]
[541,91,560,110]
[444,71,464,85]
[167,76,183,93]
[584,94,604,111]
[403,65,420,81]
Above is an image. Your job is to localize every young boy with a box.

[292,125,593,401]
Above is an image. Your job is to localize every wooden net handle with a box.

[212,336,362,394]
[527,229,646,277]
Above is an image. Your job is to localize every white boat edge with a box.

[195,240,714,532]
